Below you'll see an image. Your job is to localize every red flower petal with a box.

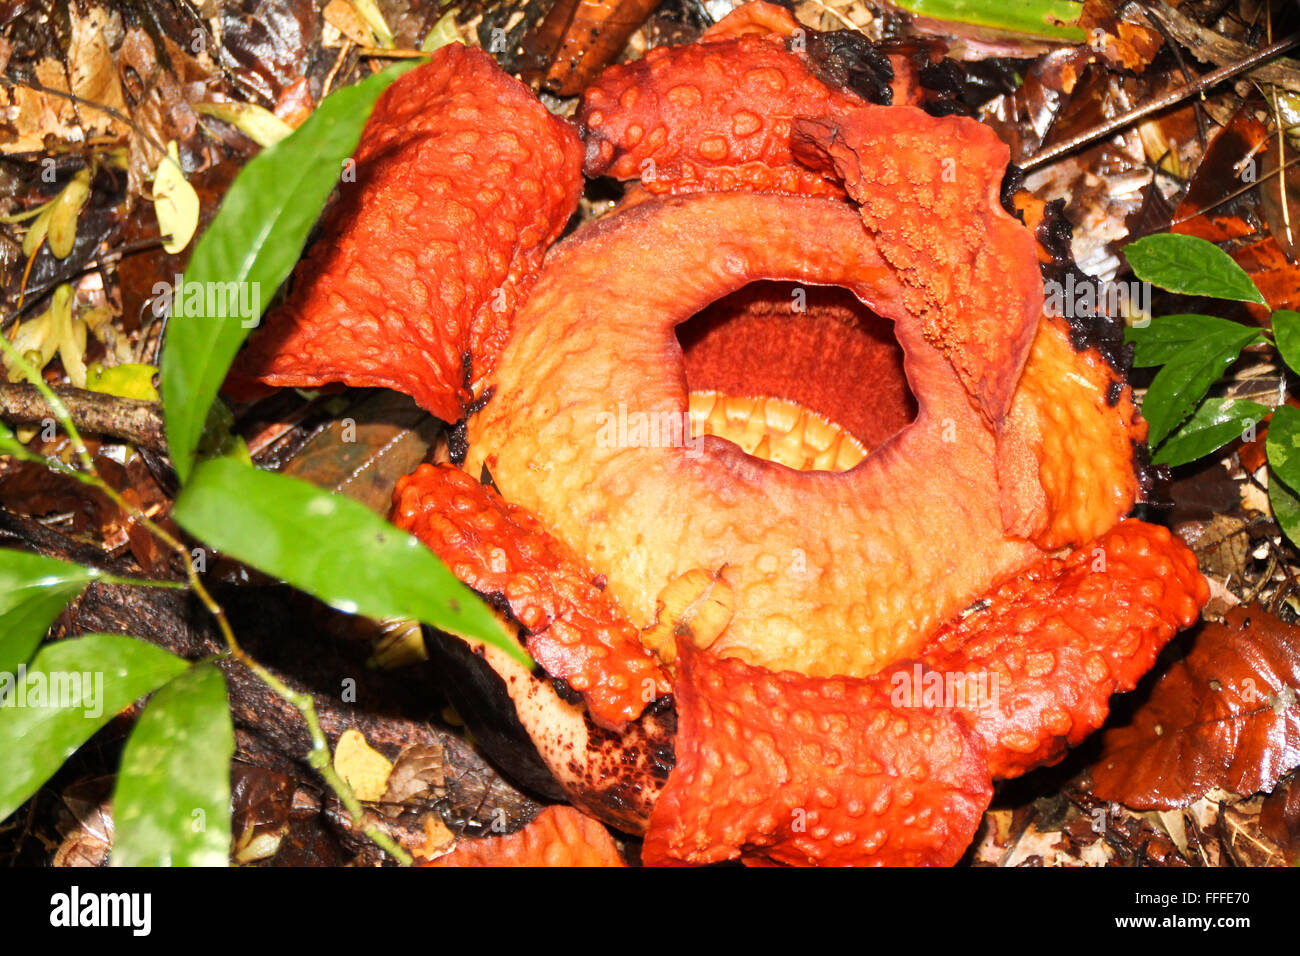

[791,108,1041,426]
[644,521,1207,865]
[393,463,670,728]
[422,806,625,867]
[921,520,1208,778]
[578,33,867,197]
[226,44,584,423]
[643,643,994,866]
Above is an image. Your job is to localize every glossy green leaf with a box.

[1271,310,1300,378]
[161,61,418,484]
[1126,313,1262,368]
[1141,323,1264,447]
[112,663,233,866]
[1153,398,1269,467]
[891,0,1084,40]
[1269,472,1300,548]
[171,458,526,665]
[0,549,97,678]
[1267,405,1300,546]
[0,634,188,822]
[1267,403,1300,487]
[1124,234,1266,305]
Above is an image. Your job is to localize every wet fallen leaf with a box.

[86,363,160,402]
[278,391,440,516]
[1091,606,1300,809]
[1259,773,1300,863]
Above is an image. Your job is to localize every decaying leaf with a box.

[1091,606,1300,809]
[278,391,440,516]
[0,5,130,154]
[1173,515,1251,586]
[1259,773,1300,863]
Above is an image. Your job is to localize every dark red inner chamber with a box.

[676,281,917,452]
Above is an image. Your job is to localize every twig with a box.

[0,383,166,452]
[1147,0,1300,91]
[0,75,173,166]
[1023,31,1300,171]
[1139,4,1208,149]
[1168,154,1300,228]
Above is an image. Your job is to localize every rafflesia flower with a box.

[228,3,1208,866]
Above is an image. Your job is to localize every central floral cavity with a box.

[676,281,917,471]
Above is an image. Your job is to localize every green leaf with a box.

[1267,405,1300,547]
[1141,323,1264,447]
[0,634,188,822]
[1123,234,1266,305]
[1271,310,1300,378]
[112,663,233,866]
[1267,404,1300,488]
[171,458,526,665]
[0,549,98,678]
[1126,313,1262,368]
[161,60,419,485]
[890,0,1084,41]
[1269,472,1300,548]
[1152,397,1269,467]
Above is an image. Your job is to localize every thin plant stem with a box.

[0,329,412,865]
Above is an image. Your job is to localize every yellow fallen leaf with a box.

[152,140,198,254]
[195,101,293,149]
[20,202,52,258]
[333,728,393,802]
[47,167,92,259]
[86,363,159,401]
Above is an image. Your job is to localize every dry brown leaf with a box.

[1091,606,1300,810]
[381,744,445,807]
[1,6,129,154]
[1078,0,1162,74]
